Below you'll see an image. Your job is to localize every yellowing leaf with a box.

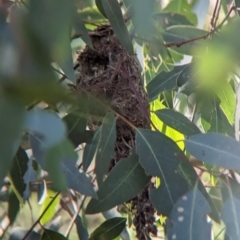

[151,99,184,150]
[40,189,60,225]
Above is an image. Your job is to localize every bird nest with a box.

[76,25,156,239]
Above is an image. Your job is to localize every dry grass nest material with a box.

[76,24,150,161]
[76,24,157,239]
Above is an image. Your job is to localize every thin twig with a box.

[210,0,221,30]
[22,192,60,240]
[134,6,240,49]
[64,196,86,238]
[213,0,222,28]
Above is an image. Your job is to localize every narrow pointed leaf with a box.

[185,133,240,170]
[221,197,240,240]
[86,153,150,214]
[89,217,126,240]
[136,129,188,209]
[9,147,29,203]
[155,109,201,136]
[95,113,116,187]
[57,40,76,83]
[40,190,61,225]
[83,128,100,172]
[167,189,211,240]
[101,0,134,54]
[0,98,25,186]
[73,11,93,48]
[41,228,68,240]
[95,0,107,18]
[63,111,94,147]
[215,80,236,125]
[75,215,89,240]
[61,158,97,198]
[8,189,20,225]
[147,65,187,101]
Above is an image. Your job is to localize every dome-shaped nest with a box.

[76,24,157,239]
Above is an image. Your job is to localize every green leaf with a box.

[40,190,61,225]
[164,0,197,25]
[95,113,116,187]
[75,215,89,240]
[185,133,240,170]
[147,65,187,101]
[9,147,29,204]
[162,26,208,55]
[57,40,76,83]
[61,158,97,198]
[4,81,72,106]
[136,129,191,214]
[208,100,234,136]
[89,217,126,240]
[221,196,240,239]
[124,0,156,41]
[153,12,194,29]
[154,109,201,136]
[86,153,150,214]
[167,188,211,240]
[0,97,25,186]
[149,171,190,216]
[95,0,107,18]
[73,11,93,48]
[25,109,67,148]
[83,128,100,172]
[28,0,75,79]
[101,0,134,54]
[63,111,94,147]
[215,81,236,125]
[41,228,68,240]
[45,139,76,192]
[8,189,20,225]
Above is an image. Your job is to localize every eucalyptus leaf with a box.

[95,113,116,187]
[147,65,187,101]
[89,217,126,240]
[221,197,240,240]
[75,215,89,240]
[61,158,97,198]
[185,133,240,170]
[101,0,134,54]
[73,11,93,48]
[83,128,100,172]
[63,111,94,147]
[167,189,211,240]
[215,80,236,125]
[25,109,67,148]
[136,129,189,213]
[41,228,68,240]
[0,97,25,186]
[9,147,29,203]
[154,109,201,136]
[8,189,20,225]
[86,153,150,214]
